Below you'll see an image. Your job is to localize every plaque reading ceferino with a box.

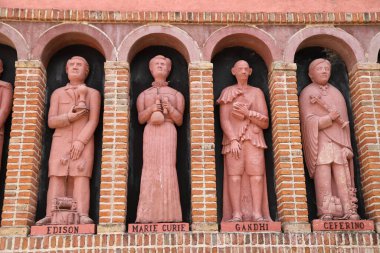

[30,224,96,236]
[128,223,189,233]
[312,220,374,231]
[221,221,281,232]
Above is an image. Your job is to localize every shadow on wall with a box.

[212,46,277,223]
[0,44,16,224]
[36,45,105,224]
[295,46,365,222]
[127,46,191,224]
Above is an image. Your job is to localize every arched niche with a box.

[127,46,191,224]
[212,46,277,222]
[203,26,281,68]
[35,45,105,224]
[295,47,365,221]
[0,44,16,224]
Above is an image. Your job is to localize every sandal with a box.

[319,214,333,220]
[228,216,242,222]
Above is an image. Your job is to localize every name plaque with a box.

[312,220,374,231]
[128,223,189,233]
[31,224,96,236]
[221,221,281,232]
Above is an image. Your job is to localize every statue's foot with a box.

[36,216,51,226]
[339,212,360,220]
[227,216,242,222]
[254,217,266,222]
[80,215,94,224]
[319,214,333,220]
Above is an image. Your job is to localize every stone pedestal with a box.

[30,224,96,236]
[221,221,281,232]
[312,219,374,231]
[128,223,189,233]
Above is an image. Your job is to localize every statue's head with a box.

[149,55,172,81]
[308,58,331,86]
[231,60,252,83]
[66,56,90,83]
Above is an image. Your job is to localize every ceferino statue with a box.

[299,58,359,220]
[217,60,271,222]
[0,59,13,167]
[36,56,101,225]
[135,55,185,223]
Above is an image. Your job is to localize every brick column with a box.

[97,61,130,234]
[0,60,46,236]
[188,62,218,231]
[268,62,310,232]
[349,63,380,233]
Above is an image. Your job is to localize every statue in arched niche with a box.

[217,60,272,222]
[135,55,185,223]
[36,56,101,225]
[0,59,13,167]
[299,58,359,220]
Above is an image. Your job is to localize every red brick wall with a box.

[0,6,379,252]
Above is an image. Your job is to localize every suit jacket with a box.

[48,84,100,177]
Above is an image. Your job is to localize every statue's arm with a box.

[168,91,184,126]
[220,103,238,141]
[48,90,71,129]
[0,83,12,127]
[76,89,101,145]
[248,89,269,129]
[137,92,153,124]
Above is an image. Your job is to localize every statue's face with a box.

[66,58,87,83]
[232,61,252,82]
[150,58,170,80]
[309,62,331,86]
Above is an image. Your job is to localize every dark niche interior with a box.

[295,46,365,221]
[0,44,17,224]
[36,45,104,223]
[127,46,191,224]
[212,46,277,223]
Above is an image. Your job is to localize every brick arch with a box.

[368,32,380,63]
[31,23,116,66]
[118,25,201,63]
[0,22,28,59]
[284,27,365,71]
[203,26,281,68]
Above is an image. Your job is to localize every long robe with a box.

[136,85,184,223]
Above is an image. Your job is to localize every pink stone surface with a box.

[2,0,380,13]
[36,56,101,226]
[128,223,189,233]
[135,56,185,223]
[221,221,281,232]
[30,224,96,236]
[299,59,359,221]
[312,220,374,231]
[217,60,271,223]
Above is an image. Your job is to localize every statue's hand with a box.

[233,102,249,118]
[230,139,241,159]
[151,97,163,113]
[68,105,88,122]
[162,97,174,114]
[328,109,340,121]
[70,140,85,160]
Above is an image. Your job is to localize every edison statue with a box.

[37,56,101,225]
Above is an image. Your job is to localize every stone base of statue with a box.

[31,224,96,236]
[31,197,96,236]
[128,223,189,233]
[221,221,282,232]
[312,219,374,231]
